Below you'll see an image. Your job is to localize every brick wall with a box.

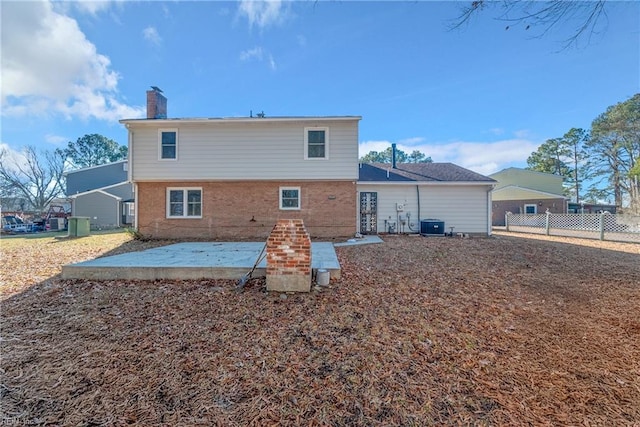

[136,180,356,239]
[146,89,167,119]
[266,219,311,292]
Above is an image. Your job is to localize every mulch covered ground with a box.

[1,231,639,425]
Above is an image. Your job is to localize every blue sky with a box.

[1,0,638,175]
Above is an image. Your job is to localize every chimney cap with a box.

[150,86,163,93]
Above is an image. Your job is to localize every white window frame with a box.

[304,127,329,160]
[166,187,202,219]
[279,186,301,210]
[159,128,178,160]
[524,204,537,214]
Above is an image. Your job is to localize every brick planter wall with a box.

[266,219,311,293]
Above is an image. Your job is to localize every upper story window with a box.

[280,187,300,210]
[159,129,178,160]
[304,127,329,160]
[167,188,202,218]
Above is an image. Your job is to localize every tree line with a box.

[0,134,127,214]
[526,94,639,213]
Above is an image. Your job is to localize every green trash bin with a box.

[68,217,90,237]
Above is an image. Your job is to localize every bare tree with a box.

[0,146,66,214]
[451,1,608,49]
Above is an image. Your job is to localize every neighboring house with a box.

[65,160,134,229]
[357,162,496,235]
[489,168,568,226]
[120,88,360,239]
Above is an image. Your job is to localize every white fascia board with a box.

[120,116,362,126]
[130,178,357,183]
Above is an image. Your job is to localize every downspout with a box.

[116,200,121,228]
[127,125,138,230]
[417,184,421,228]
[134,183,138,230]
[487,185,494,236]
[408,184,421,232]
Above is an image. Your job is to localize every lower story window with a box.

[167,188,202,218]
[280,187,300,210]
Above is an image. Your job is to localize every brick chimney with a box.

[146,87,167,119]
[266,219,312,293]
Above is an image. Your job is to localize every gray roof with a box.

[359,163,496,183]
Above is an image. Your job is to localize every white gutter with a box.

[487,185,494,236]
[119,116,362,126]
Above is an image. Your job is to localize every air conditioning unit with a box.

[421,219,445,235]
[396,203,404,212]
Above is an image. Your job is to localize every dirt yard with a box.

[1,231,639,426]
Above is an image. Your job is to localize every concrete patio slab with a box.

[62,242,341,281]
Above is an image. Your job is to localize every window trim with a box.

[524,204,537,214]
[279,186,301,210]
[166,187,202,219]
[158,128,178,161]
[304,127,329,160]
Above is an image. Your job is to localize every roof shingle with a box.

[359,163,496,183]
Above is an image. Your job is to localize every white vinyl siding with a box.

[167,188,202,218]
[357,183,491,234]
[279,187,300,210]
[129,120,358,181]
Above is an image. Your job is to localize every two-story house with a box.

[120,88,360,239]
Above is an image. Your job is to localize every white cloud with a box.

[513,129,533,139]
[240,46,264,61]
[0,143,28,173]
[240,46,277,70]
[143,26,162,46]
[237,0,288,30]
[359,137,540,176]
[45,134,68,145]
[426,139,539,175]
[267,54,277,71]
[1,0,144,121]
[72,1,114,15]
[397,137,426,146]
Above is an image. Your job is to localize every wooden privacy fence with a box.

[504,212,640,243]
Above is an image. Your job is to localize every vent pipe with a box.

[392,143,397,169]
